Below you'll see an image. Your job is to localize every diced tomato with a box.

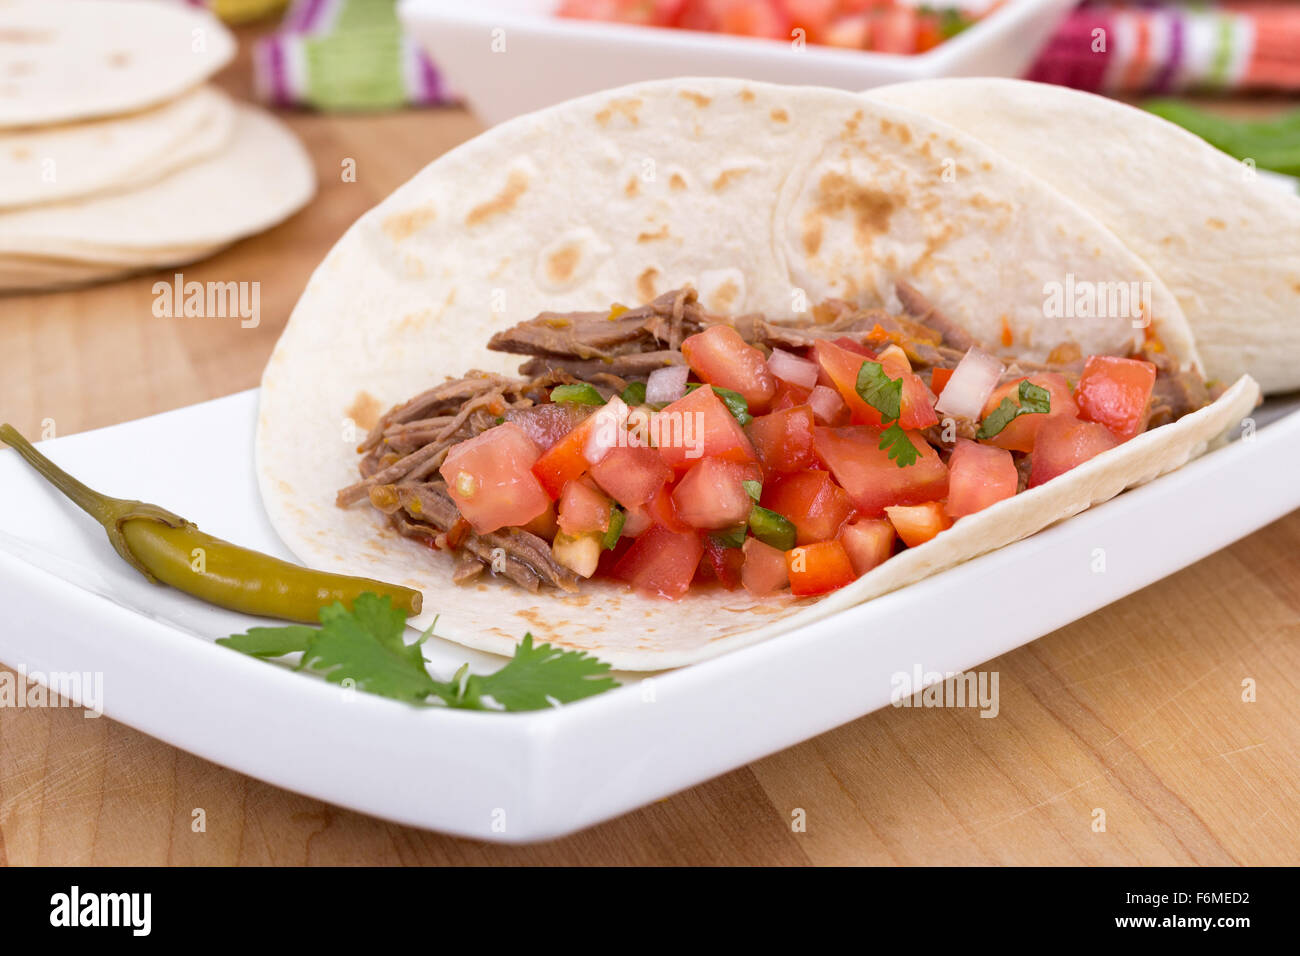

[655,384,757,473]
[871,5,917,53]
[713,0,790,38]
[770,380,813,412]
[945,439,1018,518]
[590,444,671,509]
[761,470,854,544]
[671,457,754,530]
[747,405,817,476]
[610,524,704,600]
[837,517,894,577]
[641,484,690,533]
[440,423,550,534]
[786,540,856,596]
[681,324,776,412]
[1028,417,1121,488]
[504,403,589,451]
[557,478,611,535]
[832,336,875,358]
[812,425,948,517]
[531,416,597,499]
[741,537,790,596]
[701,536,745,590]
[622,502,653,538]
[930,367,954,397]
[1074,355,1157,442]
[885,501,952,548]
[980,372,1079,453]
[812,340,937,431]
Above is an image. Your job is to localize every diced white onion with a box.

[767,348,820,389]
[583,396,629,465]
[808,385,846,425]
[934,347,1003,422]
[645,365,689,405]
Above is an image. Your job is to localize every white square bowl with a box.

[400,0,1078,125]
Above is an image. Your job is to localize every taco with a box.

[867,78,1300,394]
[256,78,1258,671]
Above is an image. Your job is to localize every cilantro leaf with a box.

[711,524,748,549]
[218,593,619,712]
[457,634,617,711]
[217,625,316,658]
[620,381,647,406]
[685,383,752,425]
[741,479,762,502]
[976,380,1052,439]
[299,596,439,703]
[855,361,902,423]
[878,423,921,467]
[550,383,606,405]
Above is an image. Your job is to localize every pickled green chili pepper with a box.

[0,424,422,623]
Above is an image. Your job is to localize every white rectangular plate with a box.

[400,0,1078,126]
[1,389,1297,842]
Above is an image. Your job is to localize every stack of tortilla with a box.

[0,0,316,293]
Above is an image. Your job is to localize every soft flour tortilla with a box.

[0,85,235,210]
[868,78,1300,394]
[257,77,1230,671]
[0,0,235,128]
[0,105,315,262]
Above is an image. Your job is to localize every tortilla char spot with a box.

[712,278,739,311]
[547,243,581,284]
[980,161,992,171]
[1206,217,1227,230]
[594,97,643,127]
[680,90,711,107]
[465,169,529,226]
[625,177,639,197]
[382,202,437,242]
[807,170,899,252]
[637,224,670,243]
[345,392,383,432]
[106,51,131,68]
[711,168,749,191]
[637,267,660,302]
[920,140,933,158]
[740,89,755,102]
[669,172,687,191]
[895,123,912,144]
[0,29,55,43]
[770,108,788,123]
[10,146,29,161]
[803,219,823,256]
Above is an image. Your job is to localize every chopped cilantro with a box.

[742,479,762,502]
[685,383,752,425]
[854,360,922,468]
[878,423,920,467]
[550,383,606,406]
[218,593,617,711]
[976,380,1052,439]
[620,381,647,406]
[855,361,903,423]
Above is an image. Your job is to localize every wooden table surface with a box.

[1,37,1298,866]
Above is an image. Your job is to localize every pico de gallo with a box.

[341,285,1213,601]
[556,0,992,55]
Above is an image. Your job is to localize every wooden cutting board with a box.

[0,35,1297,866]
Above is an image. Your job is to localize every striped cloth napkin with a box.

[252,0,455,110]
[1028,1,1300,94]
